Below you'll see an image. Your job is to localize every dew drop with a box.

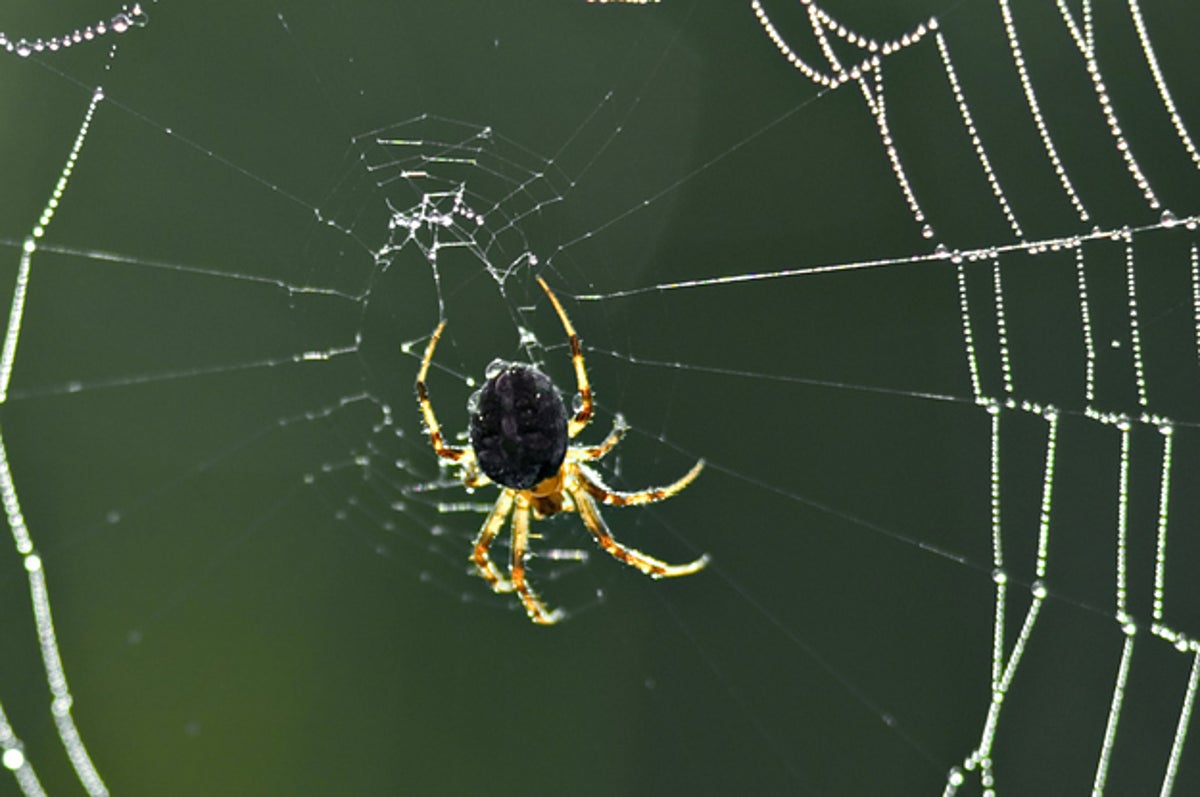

[485,358,508,379]
[2,749,25,771]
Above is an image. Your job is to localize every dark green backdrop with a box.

[0,1,1198,795]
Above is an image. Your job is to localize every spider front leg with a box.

[470,489,515,594]
[577,459,705,507]
[536,277,593,438]
[415,320,467,464]
[510,494,565,625]
[572,488,710,578]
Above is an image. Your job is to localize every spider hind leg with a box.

[536,277,594,438]
[415,320,468,463]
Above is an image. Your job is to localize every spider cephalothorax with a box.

[415,276,708,624]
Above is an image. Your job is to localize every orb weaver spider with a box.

[415,277,709,624]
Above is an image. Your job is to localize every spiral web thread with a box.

[0,7,148,796]
[752,1,1199,794]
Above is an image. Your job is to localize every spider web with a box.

[1,0,1198,795]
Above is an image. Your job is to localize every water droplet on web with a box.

[2,749,26,771]
[921,223,934,239]
[1160,209,1177,228]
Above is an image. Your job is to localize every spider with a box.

[415,276,709,624]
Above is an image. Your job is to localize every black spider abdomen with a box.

[469,362,569,490]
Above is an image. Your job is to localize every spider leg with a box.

[510,494,565,625]
[576,459,705,507]
[415,320,467,463]
[535,276,593,438]
[569,413,627,462]
[470,489,515,594]
[572,487,709,578]
[461,461,490,489]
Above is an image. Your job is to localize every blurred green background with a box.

[0,1,1198,795]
